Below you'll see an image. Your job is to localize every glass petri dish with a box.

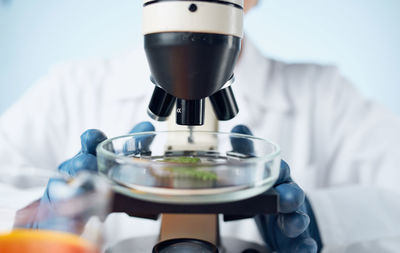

[96,131,280,204]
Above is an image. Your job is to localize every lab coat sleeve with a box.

[307,67,400,252]
[0,65,77,230]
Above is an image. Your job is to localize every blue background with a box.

[1,0,399,115]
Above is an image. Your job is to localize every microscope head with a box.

[143,0,244,126]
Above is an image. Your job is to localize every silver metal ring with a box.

[221,75,235,89]
[147,108,169,121]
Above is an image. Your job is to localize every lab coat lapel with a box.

[231,38,294,139]
[234,38,293,115]
[101,49,153,135]
[232,38,301,178]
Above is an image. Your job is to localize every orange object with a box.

[0,229,99,253]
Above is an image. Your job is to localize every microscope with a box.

[144,0,241,126]
[107,1,279,252]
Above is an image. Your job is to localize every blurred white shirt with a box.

[1,38,400,252]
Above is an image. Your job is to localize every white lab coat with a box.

[1,38,400,252]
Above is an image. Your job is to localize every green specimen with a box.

[162,157,201,164]
[160,157,217,181]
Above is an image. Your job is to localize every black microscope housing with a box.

[144,0,242,126]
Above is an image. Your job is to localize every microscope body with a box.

[143,0,244,125]
[121,1,276,252]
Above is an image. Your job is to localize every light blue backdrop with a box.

[1,0,399,114]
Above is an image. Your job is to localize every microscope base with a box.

[106,235,271,253]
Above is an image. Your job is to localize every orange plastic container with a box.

[0,229,99,253]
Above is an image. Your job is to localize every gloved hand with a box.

[231,125,322,253]
[16,121,155,231]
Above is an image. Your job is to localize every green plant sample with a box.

[160,157,217,181]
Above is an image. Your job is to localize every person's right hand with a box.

[16,121,155,231]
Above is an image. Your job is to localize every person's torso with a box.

[59,41,333,246]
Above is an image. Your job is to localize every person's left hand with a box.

[231,125,322,253]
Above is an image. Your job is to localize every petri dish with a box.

[96,131,280,204]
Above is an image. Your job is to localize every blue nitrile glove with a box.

[231,125,322,253]
[17,121,155,231]
[59,121,155,176]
